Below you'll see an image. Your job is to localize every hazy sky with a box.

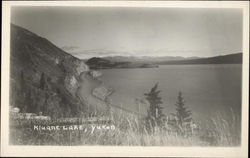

[11,7,242,59]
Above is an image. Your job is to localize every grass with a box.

[9,108,241,146]
[198,109,241,146]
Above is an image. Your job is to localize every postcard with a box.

[1,1,249,157]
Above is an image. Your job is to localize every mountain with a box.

[159,53,242,65]
[86,57,158,69]
[102,56,200,63]
[10,24,111,118]
[85,53,241,69]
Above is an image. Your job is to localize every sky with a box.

[11,7,242,59]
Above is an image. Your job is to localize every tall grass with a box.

[9,108,241,146]
[198,108,241,146]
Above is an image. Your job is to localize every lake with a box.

[99,64,242,122]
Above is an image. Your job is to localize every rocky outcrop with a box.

[89,70,102,78]
[64,74,79,97]
[75,60,89,75]
[92,86,113,101]
[62,57,89,77]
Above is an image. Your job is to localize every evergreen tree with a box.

[173,92,192,129]
[25,89,34,113]
[40,72,46,90]
[20,71,25,90]
[144,83,165,128]
[43,92,62,119]
[18,70,27,112]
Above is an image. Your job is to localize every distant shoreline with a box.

[86,53,242,69]
[91,63,242,70]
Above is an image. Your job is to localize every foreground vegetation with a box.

[10,83,241,146]
[10,108,240,146]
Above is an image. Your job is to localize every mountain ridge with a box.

[85,53,242,69]
[160,53,242,65]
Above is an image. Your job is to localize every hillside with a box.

[86,57,158,69]
[159,53,242,65]
[10,24,112,118]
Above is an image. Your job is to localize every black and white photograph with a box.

[1,1,249,157]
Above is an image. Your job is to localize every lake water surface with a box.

[100,64,242,121]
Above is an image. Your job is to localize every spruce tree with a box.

[20,71,25,90]
[144,83,165,128]
[173,92,192,128]
[18,70,27,112]
[40,72,46,90]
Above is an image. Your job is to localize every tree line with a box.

[144,83,193,135]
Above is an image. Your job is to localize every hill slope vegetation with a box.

[10,24,111,118]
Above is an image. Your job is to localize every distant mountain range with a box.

[86,57,159,69]
[102,56,200,63]
[160,53,242,65]
[86,53,242,69]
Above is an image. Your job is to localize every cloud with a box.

[63,48,135,59]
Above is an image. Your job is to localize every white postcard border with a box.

[1,1,249,157]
